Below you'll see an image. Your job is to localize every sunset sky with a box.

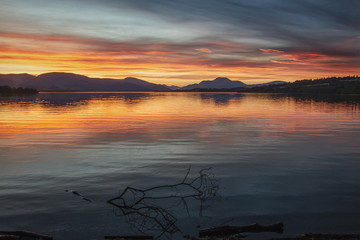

[1,0,359,86]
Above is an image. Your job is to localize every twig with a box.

[107,167,219,239]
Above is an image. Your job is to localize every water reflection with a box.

[0,92,360,239]
[1,91,359,106]
[0,92,152,107]
[199,93,244,105]
[107,167,218,239]
[0,92,359,157]
[290,93,360,104]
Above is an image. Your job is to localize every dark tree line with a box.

[248,75,360,94]
[0,85,38,96]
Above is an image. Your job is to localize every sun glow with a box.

[1,30,358,85]
[1,0,359,86]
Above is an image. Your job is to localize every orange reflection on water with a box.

[0,93,359,149]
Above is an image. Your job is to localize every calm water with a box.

[0,92,360,239]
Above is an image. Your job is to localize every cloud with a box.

[260,49,285,55]
[1,0,359,84]
[195,48,212,53]
[261,48,328,61]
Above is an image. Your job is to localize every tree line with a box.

[0,85,38,96]
[248,75,360,94]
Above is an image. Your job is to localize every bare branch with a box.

[107,167,219,239]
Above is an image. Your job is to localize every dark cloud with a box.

[104,0,359,47]
[1,0,358,82]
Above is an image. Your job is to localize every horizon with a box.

[2,71,290,87]
[1,1,359,86]
[4,71,359,89]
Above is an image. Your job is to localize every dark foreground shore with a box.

[2,231,360,240]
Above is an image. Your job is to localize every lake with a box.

[0,92,360,240]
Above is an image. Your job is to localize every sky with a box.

[0,0,359,85]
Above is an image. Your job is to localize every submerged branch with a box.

[107,167,219,239]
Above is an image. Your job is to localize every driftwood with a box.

[65,189,93,202]
[107,167,218,239]
[104,235,154,240]
[0,231,53,240]
[199,222,284,238]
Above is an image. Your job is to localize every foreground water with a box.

[0,92,359,239]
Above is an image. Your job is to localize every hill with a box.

[0,72,170,92]
[248,76,360,94]
[180,77,286,91]
[181,77,248,90]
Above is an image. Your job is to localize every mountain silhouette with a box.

[180,77,286,90]
[0,72,170,92]
[181,77,248,90]
[0,72,287,91]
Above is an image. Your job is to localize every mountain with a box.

[181,77,248,90]
[0,73,36,87]
[0,72,170,92]
[250,81,288,87]
[166,85,181,90]
[180,77,286,90]
[0,72,288,92]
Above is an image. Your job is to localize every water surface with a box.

[0,92,359,239]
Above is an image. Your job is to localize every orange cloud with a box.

[260,48,328,61]
[260,48,285,55]
[195,48,212,53]
[0,31,358,85]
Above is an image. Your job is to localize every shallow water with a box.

[0,92,359,239]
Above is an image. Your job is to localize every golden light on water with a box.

[1,93,358,146]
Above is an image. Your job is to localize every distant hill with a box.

[180,77,286,90]
[0,72,291,92]
[181,77,248,90]
[252,81,288,87]
[248,76,360,94]
[0,72,170,92]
